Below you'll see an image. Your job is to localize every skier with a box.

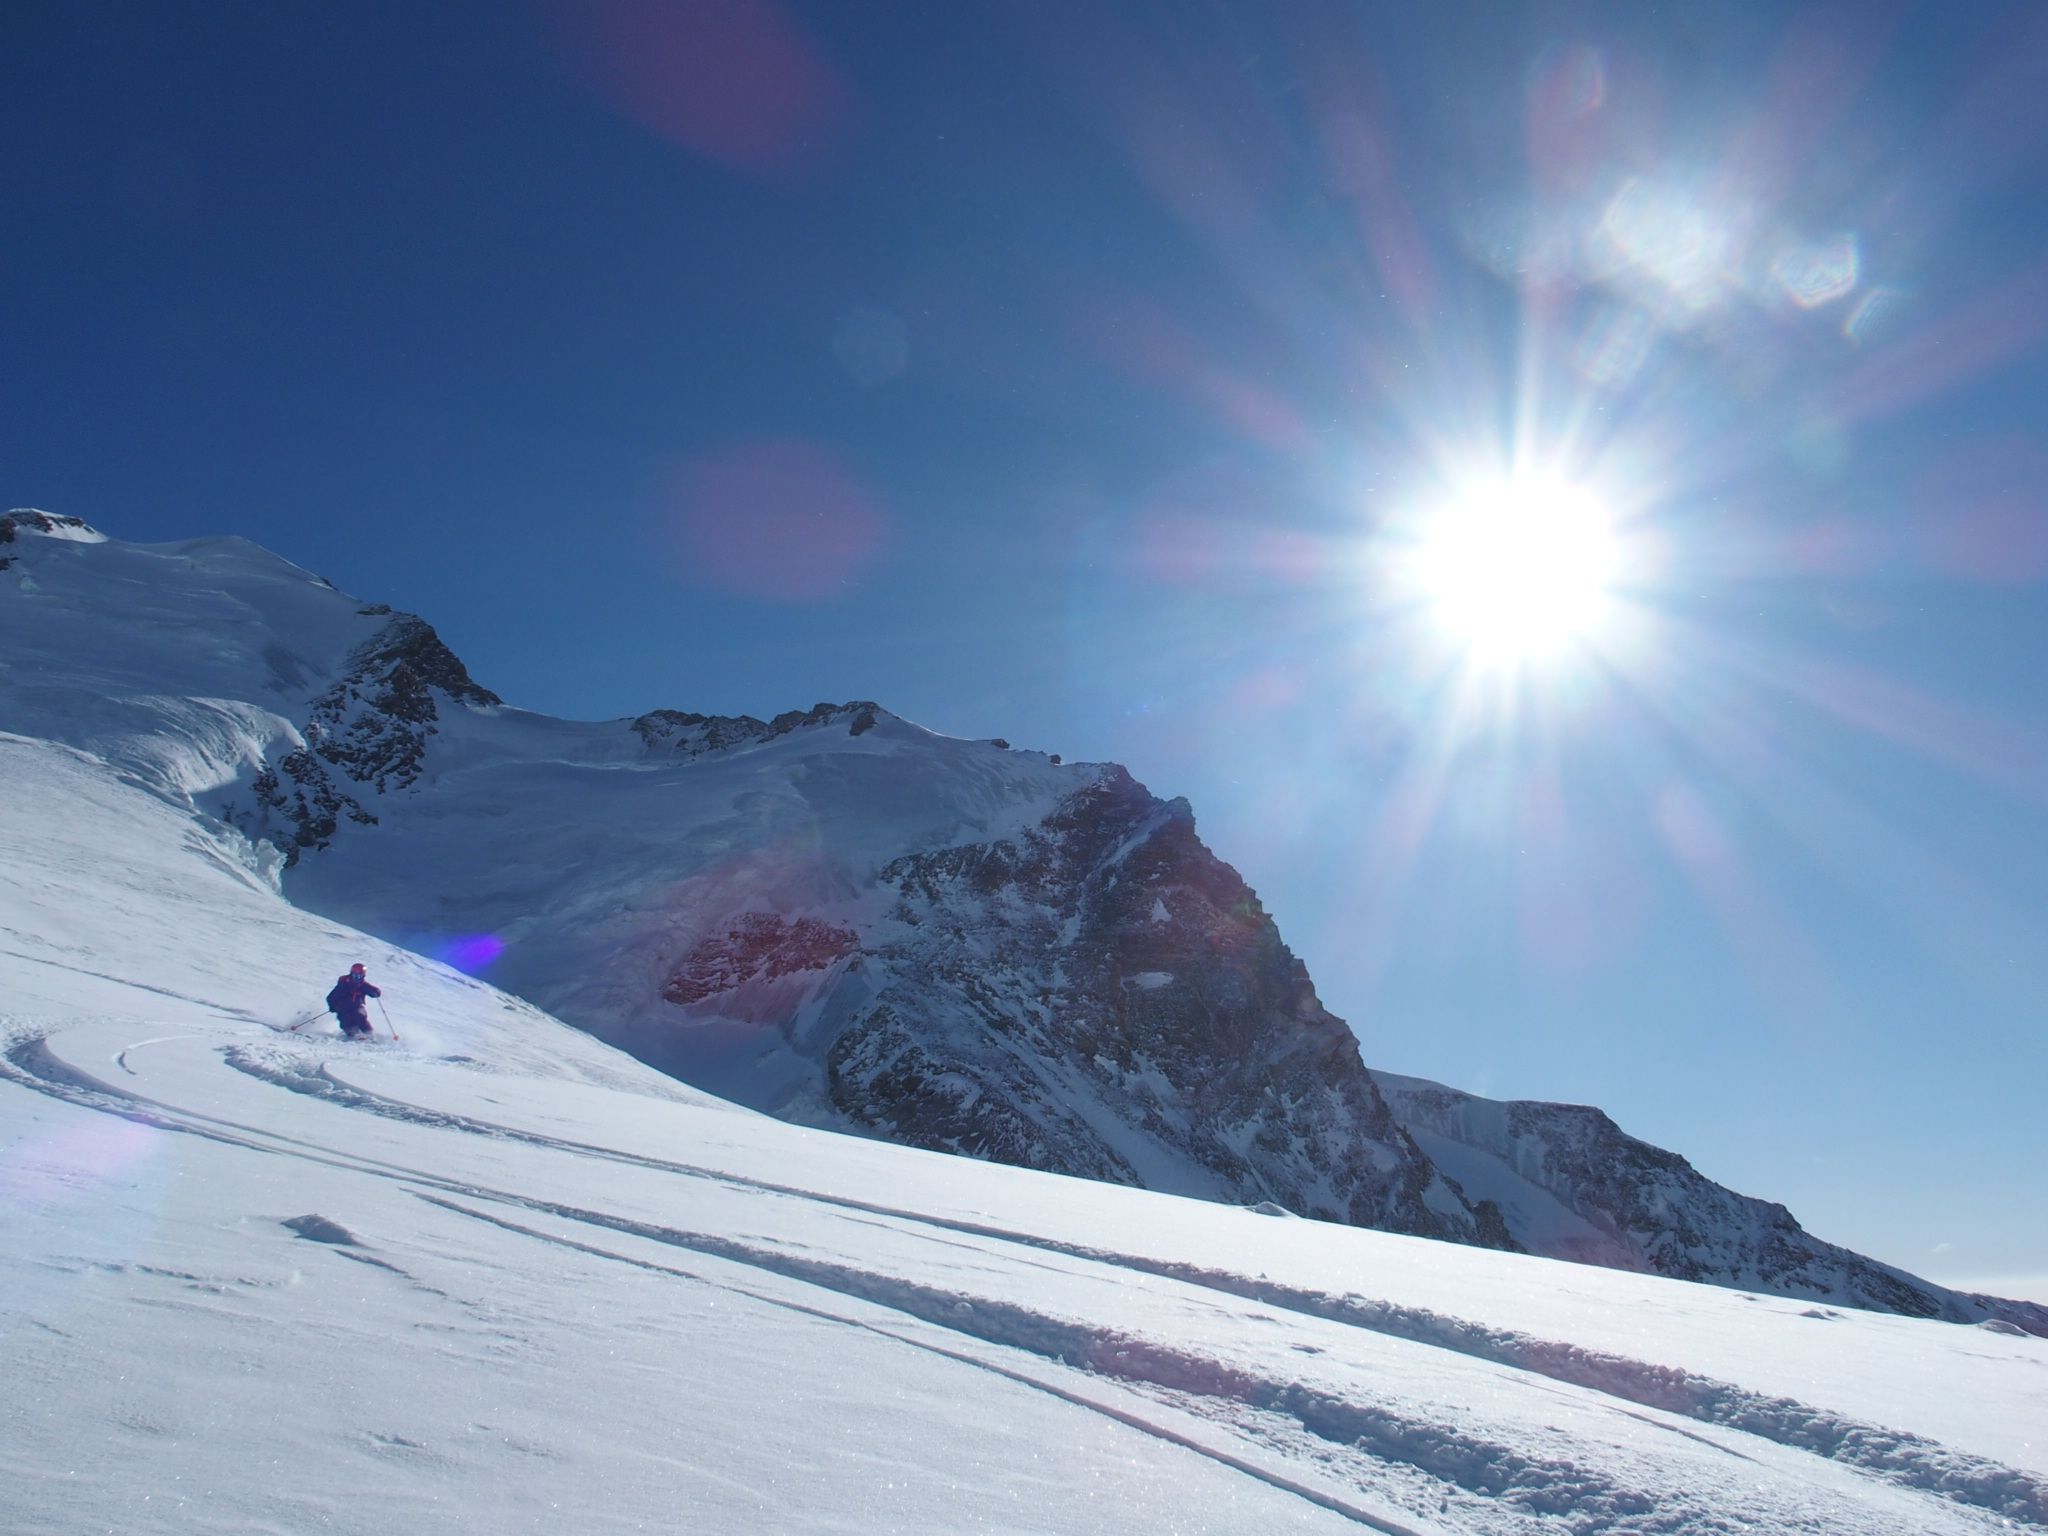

[326,962,381,1039]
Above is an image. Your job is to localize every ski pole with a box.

[377,998,400,1042]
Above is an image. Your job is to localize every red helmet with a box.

[350,963,367,976]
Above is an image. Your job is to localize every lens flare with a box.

[438,934,506,974]
[662,438,892,603]
[1771,233,1860,309]
[1588,178,1747,320]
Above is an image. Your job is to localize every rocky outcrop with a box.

[2,509,100,569]
[247,745,377,865]
[813,768,1509,1243]
[1375,1071,2048,1335]
[303,613,501,791]
[664,914,859,1006]
[631,700,882,759]
[243,612,499,861]
[1,509,98,541]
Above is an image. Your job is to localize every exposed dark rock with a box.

[239,613,496,859]
[664,914,859,1005]
[302,615,500,794]
[1,509,98,541]
[765,701,883,739]
[248,746,377,866]
[1374,1072,2048,1334]
[632,700,885,758]
[631,708,774,757]
[817,767,1501,1242]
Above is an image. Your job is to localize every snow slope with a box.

[6,511,2043,1340]
[5,728,2048,1534]
[2,512,1486,1251]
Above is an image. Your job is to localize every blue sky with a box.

[7,0,2046,1295]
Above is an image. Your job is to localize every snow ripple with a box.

[420,1190,2018,1536]
[213,1034,2048,1529]
[12,1024,2042,1534]
[1024,1257,2048,1530]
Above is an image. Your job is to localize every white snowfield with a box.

[4,736,2046,1534]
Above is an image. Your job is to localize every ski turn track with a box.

[6,1017,2044,1536]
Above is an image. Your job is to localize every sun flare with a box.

[1408,476,1620,664]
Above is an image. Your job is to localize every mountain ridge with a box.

[3,509,2038,1335]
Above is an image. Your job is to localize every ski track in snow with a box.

[5,1019,2043,1536]
[410,1194,1437,1536]
[220,1041,2048,1529]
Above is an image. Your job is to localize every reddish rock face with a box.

[663,913,858,1006]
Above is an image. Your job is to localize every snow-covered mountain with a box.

[3,510,2040,1340]
[6,510,2048,1534]
[7,715,2045,1536]
[1369,1071,2032,1327]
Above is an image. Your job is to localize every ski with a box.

[261,1009,329,1034]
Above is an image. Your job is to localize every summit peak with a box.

[2,509,106,544]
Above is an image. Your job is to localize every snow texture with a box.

[3,727,2047,1534]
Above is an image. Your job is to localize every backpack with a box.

[326,978,352,1014]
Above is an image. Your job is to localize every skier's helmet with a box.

[350,963,366,976]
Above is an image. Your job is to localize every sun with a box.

[1407,475,1621,665]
